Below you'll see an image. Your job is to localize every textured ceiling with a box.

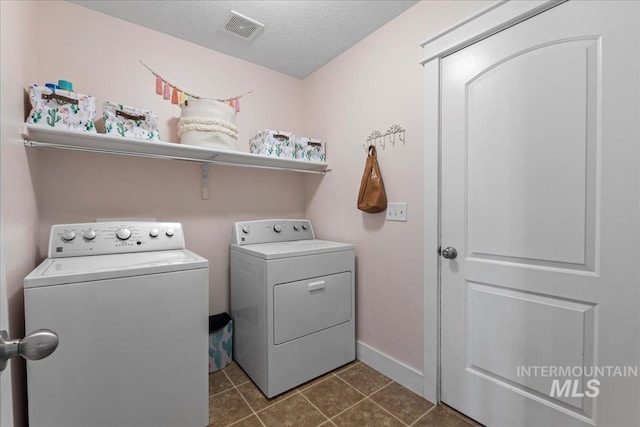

[69,0,419,79]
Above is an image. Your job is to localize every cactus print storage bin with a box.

[208,313,233,373]
[296,137,326,162]
[26,84,97,132]
[103,101,160,141]
[249,130,297,159]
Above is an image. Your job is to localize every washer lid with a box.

[24,249,208,288]
[230,239,354,260]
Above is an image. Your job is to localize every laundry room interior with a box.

[2,1,640,427]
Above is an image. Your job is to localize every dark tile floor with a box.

[209,361,480,427]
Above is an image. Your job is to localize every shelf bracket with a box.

[202,163,209,200]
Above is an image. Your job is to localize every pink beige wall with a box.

[4,2,307,424]
[1,2,39,425]
[30,1,307,317]
[2,0,492,424]
[303,0,493,371]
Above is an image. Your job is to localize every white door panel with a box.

[467,38,596,267]
[467,282,596,409]
[441,1,639,426]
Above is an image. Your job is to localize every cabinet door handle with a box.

[308,281,326,292]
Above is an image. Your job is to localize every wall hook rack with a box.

[363,124,406,151]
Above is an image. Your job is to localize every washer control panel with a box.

[48,221,185,258]
[232,219,314,245]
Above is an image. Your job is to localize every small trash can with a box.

[208,313,233,373]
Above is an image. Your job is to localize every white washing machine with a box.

[230,219,355,398]
[24,221,209,427]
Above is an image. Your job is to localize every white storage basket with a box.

[27,84,97,132]
[249,130,297,159]
[103,101,160,141]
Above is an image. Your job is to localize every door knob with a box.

[441,247,458,260]
[0,329,59,372]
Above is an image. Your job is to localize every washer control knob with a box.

[293,225,300,231]
[149,229,159,238]
[273,224,283,233]
[62,231,76,242]
[165,228,175,237]
[301,224,308,230]
[116,228,132,241]
[83,230,96,241]
[242,226,249,234]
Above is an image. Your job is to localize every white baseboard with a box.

[356,341,425,398]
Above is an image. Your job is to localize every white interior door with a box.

[440,1,640,426]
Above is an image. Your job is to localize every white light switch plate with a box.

[386,202,408,222]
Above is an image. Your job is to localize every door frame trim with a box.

[420,0,566,403]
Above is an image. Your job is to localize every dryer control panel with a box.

[232,219,315,245]
[48,221,185,258]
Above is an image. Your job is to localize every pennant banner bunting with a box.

[163,82,170,100]
[139,60,252,111]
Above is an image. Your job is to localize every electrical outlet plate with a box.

[386,202,408,222]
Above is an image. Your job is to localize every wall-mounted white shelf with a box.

[22,124,330,199]
[22,124,330,173]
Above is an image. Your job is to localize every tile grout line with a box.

[298,372,338,392]
[216,363,437,427]
[367,380,394,397]
[328,377,412,427]
[409,404,438,427]
[364,397,411,426]
[220,367,235,390]
[322,375,367,423]
[297,390,332,425]
[220,366,251,390]
[306,374,368,422]
[364,380,434,426]
[333,360,361,375]
[212,373,239,397]
[331,370,401,423]
[221,367,266,427]
[334,371,393,399]
[219,362,409,427]
[325,396,367,422]
[332,374,369,399]
[237,390,265,427]
[226,413,259,427]
[254,390,301,415]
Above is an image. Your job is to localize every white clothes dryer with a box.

[24,221,209,427]
[230,219,355,398]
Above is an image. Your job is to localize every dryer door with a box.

[273,272,352,345]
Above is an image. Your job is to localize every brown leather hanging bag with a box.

[357,145,387,213]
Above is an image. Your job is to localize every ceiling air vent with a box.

[224,11,264,41]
